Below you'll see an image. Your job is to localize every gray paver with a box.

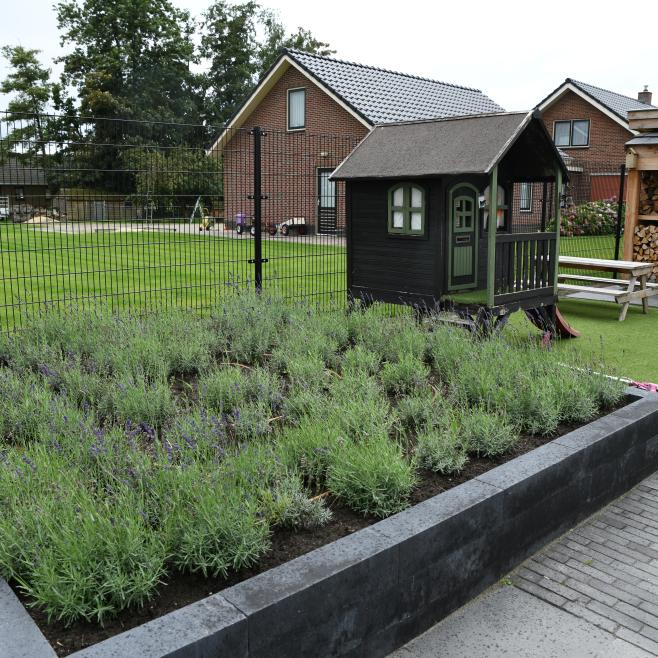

[393,470,658,657]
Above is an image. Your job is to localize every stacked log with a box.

[640,172,658,216]
[633,223,658,278]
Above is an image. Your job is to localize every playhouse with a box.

[332,111,569,329]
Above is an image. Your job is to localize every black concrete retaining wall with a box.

[3,390,658,658]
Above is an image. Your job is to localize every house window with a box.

[554,119,589,147]
[287,88,306,130]
[388,184,425,236]
[519,182,532,212]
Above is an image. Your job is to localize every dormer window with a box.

[287,88,306,130]
[388,183,425,236]
[554,119,589,147]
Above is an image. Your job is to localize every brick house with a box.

[534,79,655,205]
[210,49,503,235]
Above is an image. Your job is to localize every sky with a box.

[1,0,657,113]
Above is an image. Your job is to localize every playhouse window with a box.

[288,88,306,130]
[388,184,425,235]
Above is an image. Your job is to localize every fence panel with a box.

[0,111,364,329]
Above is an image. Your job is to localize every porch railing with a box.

[493,232,556,305]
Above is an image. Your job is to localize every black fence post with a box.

[614,163,626,263]
[249,126,266,291]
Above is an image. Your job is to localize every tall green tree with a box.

[257,12,334,74]
[0,46,55,158]
[55,0,199,122]
[199,2,333,127]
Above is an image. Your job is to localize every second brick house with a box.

[534,78,655,205]
[210,49,503,235]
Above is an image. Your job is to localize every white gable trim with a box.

[538,82,637,135]
[208,54,371,153]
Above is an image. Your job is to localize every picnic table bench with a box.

[557,256,658,321]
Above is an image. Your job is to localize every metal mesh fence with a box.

[0,112,360,329]
[0,111,627,328]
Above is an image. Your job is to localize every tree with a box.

[55,0,199,123]
[257,13,334,74]
[199,1,260,127]
[199,1,334,127]
[0,46,55,158]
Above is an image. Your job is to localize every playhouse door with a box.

[317,168,337,234]
[448,184,478,290]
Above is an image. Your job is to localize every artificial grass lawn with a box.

[0,224,345,327]
[511,298,658,383]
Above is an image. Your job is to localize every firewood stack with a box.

[632,172,658,279]
[633,224,658,278]
[639,172,658,216]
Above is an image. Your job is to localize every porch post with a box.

[487,166,498,306]
[553,167,562,290]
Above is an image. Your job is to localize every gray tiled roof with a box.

[0,157,48,186]
[287,49,504,124]
[545,79,656,122]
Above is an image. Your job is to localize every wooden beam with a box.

[553,167,562,290]
[624,168,640,261]
[487,166,498,306]
[635,156,658,171]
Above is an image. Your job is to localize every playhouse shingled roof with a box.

[332,112,548,180]
[287,49,504,124]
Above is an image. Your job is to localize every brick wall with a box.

[222,65,368,234]
[540,90,631,165]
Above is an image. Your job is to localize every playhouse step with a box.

[435,312,473,328]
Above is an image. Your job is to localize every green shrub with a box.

[586,372,626,409]
[460,406,518,457]
[554,371,599,424]
[328,372,394,440]
[200,366,282,416]
[552,198,622,237]
[170,470,270,578]
[0,369,56,445]
[326,435,416,518]
[210,290,290,364]
[396,389,449,435]
[100,375,176,429]
[263,474,332,530]
[381,353,429,396]
[0,447,167,624]
[416,417,468,474]
[341,345,380,377]
[278,419,341,486]
[280,385,327,425]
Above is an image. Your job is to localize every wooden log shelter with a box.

[331,111,569,329]
[624,108,658,278]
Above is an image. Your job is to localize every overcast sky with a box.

[1,0,657,113]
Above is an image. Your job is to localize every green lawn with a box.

[2,225,654,382]
[510,298,658,383]
[0,224,346,328]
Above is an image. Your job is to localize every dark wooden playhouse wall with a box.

[348,174,494,305]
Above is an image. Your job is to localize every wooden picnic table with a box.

[557,256,658,321]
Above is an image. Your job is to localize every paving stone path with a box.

[392,471,658,657]
[513,471,658,655]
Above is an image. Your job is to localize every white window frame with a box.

[553,119,590,148]
[287,87,306,132]
[519,182,533,212]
